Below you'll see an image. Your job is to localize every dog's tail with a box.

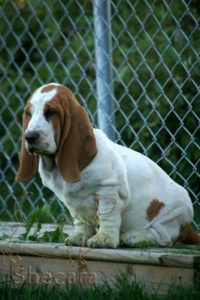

[181,224,200,244]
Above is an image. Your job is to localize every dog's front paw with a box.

[65,232,90,246]
[87,231,119,248]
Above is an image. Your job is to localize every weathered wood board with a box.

[0,222,200,293]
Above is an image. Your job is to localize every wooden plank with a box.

[0,221,200,269]
[0,222,200,293]
[0,254,195,293]
[0,240,198,268]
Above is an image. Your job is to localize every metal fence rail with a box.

[0,0,199,230]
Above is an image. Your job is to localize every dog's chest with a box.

[39,160,98,223]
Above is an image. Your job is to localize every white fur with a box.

[26,84,194,248]
[25,84,60,154]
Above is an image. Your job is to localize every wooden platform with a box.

[0,222,200,293]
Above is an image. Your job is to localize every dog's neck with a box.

[39,154,55,172]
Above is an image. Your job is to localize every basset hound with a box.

[16,83,200,248]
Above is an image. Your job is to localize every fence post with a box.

[93,0,115,141]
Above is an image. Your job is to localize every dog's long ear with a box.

[56,88,97,183]
[15,108,38,181]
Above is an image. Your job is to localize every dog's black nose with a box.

[25,131,40,144]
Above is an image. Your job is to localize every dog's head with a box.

[16,83,97,183]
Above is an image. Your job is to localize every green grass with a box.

[0,275,199,300]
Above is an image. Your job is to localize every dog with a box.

[16,83,200,247]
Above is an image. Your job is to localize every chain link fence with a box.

[0,0,199,230]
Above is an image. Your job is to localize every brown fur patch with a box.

[146,199,165,222]
[42,84,97,182]
[41,84,58,93]
[15,101,38,181]
[177,224,200,244]
[24,102,32,114]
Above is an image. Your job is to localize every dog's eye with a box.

[45,110,57,120]
[26,111,32,118]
